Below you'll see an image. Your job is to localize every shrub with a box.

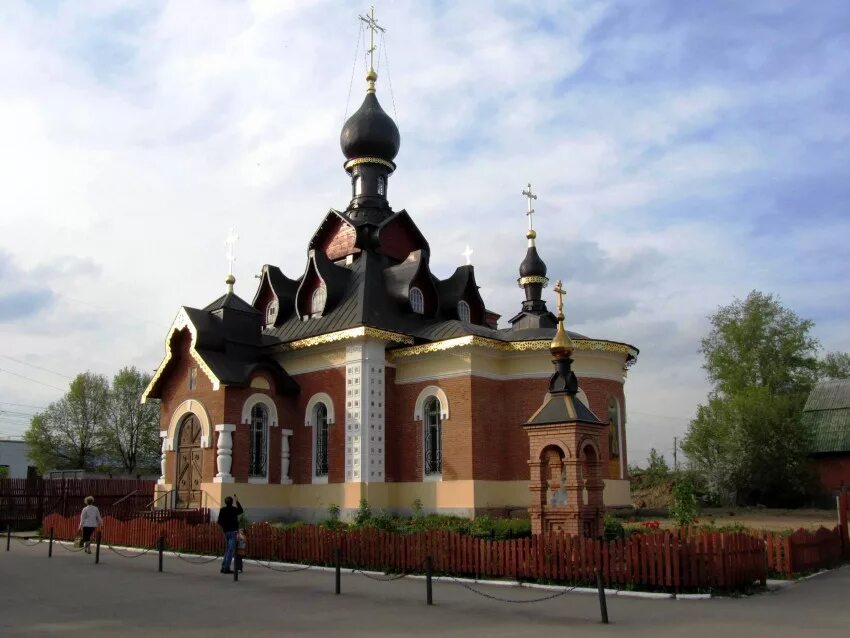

[321,503,346,530]
[604,515,625,540]
[354,499,372,526]
[411,498,424,518]
[669,478,699,527]
[363,510,396,532]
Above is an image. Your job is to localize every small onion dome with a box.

[550,314,574,358]
[519,245,547,278]
[340,90,400,164]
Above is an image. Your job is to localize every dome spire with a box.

[341,7,400,222]
[359,6,384,94]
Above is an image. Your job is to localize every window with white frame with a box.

[409,287,424,314]
[423,396,442,476]
[607,398,620,457]
[311,284,327,316]
[457,300,471,323]
[314,402,329,478]
[249,404,268,478]
[265,299,278,326]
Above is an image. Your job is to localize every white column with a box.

[157,430,169,485]
[281,428,293,484]
[345,339,386,483]
[214,423,236,483]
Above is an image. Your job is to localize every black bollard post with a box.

[158,535,164,573]
[6,524,10,552]
[426,555,433,606]
[335,547,341,595]
[48,528,54,558]
[95,532,102,564]
[595,568,609,624]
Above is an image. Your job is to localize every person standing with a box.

[78,496,102,555]
[217,495,243,574]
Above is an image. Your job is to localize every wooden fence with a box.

[42,514,767,591]
[0,479,156,524]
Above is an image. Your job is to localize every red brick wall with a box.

[287,367,346,484]
[814,454,850,491]
[378,218,421,262]
[157,328,224,484]
[319,218,360,262]
[388,372,625,483]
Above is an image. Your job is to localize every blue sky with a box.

[0,0,848,465]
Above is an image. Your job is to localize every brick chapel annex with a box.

[142,17,639,521]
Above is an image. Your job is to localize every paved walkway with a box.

[1,540,848,637]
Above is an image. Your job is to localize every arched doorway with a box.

[176,415,202,508]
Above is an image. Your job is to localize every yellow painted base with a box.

[168,479,632,521]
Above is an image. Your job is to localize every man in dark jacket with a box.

[218,495,243,574]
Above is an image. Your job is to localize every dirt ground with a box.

[622,507,840,532]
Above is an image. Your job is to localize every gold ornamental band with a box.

[343,157,397,172]
[517,275,549,288]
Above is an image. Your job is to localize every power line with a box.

[0,401,47,409]
[0,355,71,379]
[0,368,66,392]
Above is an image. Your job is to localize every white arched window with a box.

[423,396,442,477]
[265,300,278,327]
[249,404,268,479]
[457,300,471,323]
[313,402,329,480]
[311,284,327,316]
[409,287,424,314]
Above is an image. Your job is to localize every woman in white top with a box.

[79,496,102,554]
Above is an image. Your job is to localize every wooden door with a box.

[176,415,202,509]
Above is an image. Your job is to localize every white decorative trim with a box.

[305,392,335,426]
[414,386,450,421]
[158,431,168,485]
[142,307,221,402]
[344,340,386,483]
[242,393,278,427]
[395,369,624,385]
[167,399,213,450]
[213,423,236,484]
[281,428,293,484]
[248,477,269,484]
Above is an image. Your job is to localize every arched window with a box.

[314,403,329,478]
[608,398,620,458]
[409,287,424,314]
[311,284,327,316]
[377,176,385,196]
[249,404,268,478]
[423,396,442,477]
[457,300,471,323]
[265,300,278,327]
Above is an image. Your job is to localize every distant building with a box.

[0,439,37,479]
[802,379,850,491]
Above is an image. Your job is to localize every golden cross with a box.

[359,5,385,73]
[553,279,565,317]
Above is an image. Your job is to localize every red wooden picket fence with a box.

[1,479,156,524]
[750,526,845,577]
[42,514,767,591]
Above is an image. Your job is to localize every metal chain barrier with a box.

[107,544,157,559]
[447,576,579,604]
[14,537,44,548]
[54,540,87,553]
[174,551,221,565]
[254,558,313,573]
[348,558,426,582]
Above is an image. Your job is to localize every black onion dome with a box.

[519,246,547,278]
[340,92,400,162]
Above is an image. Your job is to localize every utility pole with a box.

[673,436,678,472]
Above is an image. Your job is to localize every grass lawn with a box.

[620,506,839,532]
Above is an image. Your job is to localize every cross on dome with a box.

[553,279,566,319]
[225,228,239,293]
[462,245,474,265]
[522,182,538,232]
[359,5,385,73]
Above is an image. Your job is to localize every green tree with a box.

[683,291,818,506]
[103,367,160,474]
[818,352,850,380]
[24,372,110,473]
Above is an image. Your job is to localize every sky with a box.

[1,0,849,465]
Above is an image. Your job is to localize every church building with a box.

[142,18,638,521]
